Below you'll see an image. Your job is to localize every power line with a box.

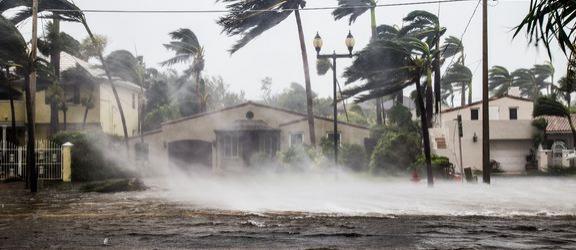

[45,0,477,14]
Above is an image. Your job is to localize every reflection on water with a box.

[1,177,576,248]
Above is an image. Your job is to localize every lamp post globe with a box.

[313,32,323,55]
[345,31,355,55]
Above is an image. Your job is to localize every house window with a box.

[63,85,80,104]
[223,135,240,158]
[290,133,303,147]
[509,107,518,120]
[471,108,479,120]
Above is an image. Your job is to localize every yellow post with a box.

[62,142,73,182]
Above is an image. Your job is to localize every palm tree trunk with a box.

[49,17,60,136]
[461,85,466,107]
[467,82,472,104]
[82,21,129,151]
[62,107,67,130]
[6,67,16,144]
[414,75,434,187]
[426,70,433,127]
[82,105,89,129]
[369,5,383,124]
[567,114,576,148]
[27,0,38,192]
[294,9,316,146]
[434,38,441,113]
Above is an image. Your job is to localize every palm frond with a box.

[332,0,372,24]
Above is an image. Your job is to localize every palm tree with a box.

[37,21,82,134]
[442,63,472,106]
[217,0,317,146]
[514,1,576,57]
[441,36,465,63]
[160,29,207,112]
[8,0,131,148]
[342,37,435,186]
[400,10,446,126]
[489,65,514,97]
[558,76,576,106]
[533,95,576,148]
[333,0,385,125]
[440,77,456,107]
[512,68,543,99]
[532,62,555,94]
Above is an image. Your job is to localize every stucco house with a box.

[0,52,140,143]
[429,92,535,174]
[130,102,370,172]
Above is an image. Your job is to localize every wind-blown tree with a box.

[558,76,576,106]
[61,65,96,128]
[333,0,385,125]
[0,65,20,143]
[217,0,317,146]
[442,63,472,106]
[440,77,456,107]
[532,62,555,94]
[342,37,435,186]
[161,28,207,112]
[515,0,576,58]
[399,10,446,125]
[8,0,131,148]
[533,95,576,147]
[37,21,82,134]
[513,68,544,98]
[489,65,514,97]
[79,35,107,61]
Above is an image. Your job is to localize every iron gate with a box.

[0,140,62,181]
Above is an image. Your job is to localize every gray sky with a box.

[31,0,567,101]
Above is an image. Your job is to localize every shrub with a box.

[52,131,134,182]
[340,144,368,172]
[411,154,455,178]
[370,131,421,175]
[546,166,576,176]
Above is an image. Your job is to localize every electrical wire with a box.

[45,0,477,14]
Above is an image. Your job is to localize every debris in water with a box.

[103,238,110,246]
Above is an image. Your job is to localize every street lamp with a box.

[313,31,355,166]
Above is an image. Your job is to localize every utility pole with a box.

[27,0,39,193]
[457,115,464,182]
[482,0,491,184]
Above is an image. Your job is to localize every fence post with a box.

[62,142,73,182]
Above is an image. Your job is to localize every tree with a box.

[400,10,446,125]
[533,95,576,148]
[37,21,81,134]
[512,68,543,98]
[61,65,97,128]
[442,63,472,105]
[514,0,576,58]
[79,35,107,61]
[489,65,514,97]
[558,76,576,105]
[333,0,385,125]
[204,76,246,110]
[532,62,555,94]
[161,28,207,112]
[217,0,317,146]
[342,37,436,186]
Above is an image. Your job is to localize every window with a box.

[509,107,518,120]
[471,108,479,120]
[63,85,80,104]
[223,135,240,158]
[290,133,303,147]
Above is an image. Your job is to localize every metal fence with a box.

[0,140,62,181]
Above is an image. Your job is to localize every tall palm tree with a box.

[217,0,317,146]
[440,77,456,107]
[342,37,435,186]
[442,63,472,106]
[515,1,576,58]
[558,76,576,106]
[333,0,385,125]
[533,95,576,148]
[8,0,131,148]
[400,10,446,126]
[37,21,82,134]
[489,65,514,97]
[513,68,543,98]
[532,62,555,94]
[161,29,207,112]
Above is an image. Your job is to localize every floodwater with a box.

[1,176,576,249]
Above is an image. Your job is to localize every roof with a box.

[162,101,370,130]
[215,120,279,132]
[441,95,533,113]
[543,115,576,134]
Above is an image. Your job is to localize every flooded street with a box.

[2,178,576,249]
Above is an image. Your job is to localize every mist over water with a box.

[141,167,576,217]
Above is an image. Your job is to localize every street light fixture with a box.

[313,31,355,166]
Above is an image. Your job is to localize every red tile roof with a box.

[543,115,576,134]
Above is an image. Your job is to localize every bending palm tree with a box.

[333,0,385,125]
[217,0,316,146]
[558,76,576,105]
[489,65,514,97]
[513,68,542,99]
[532,62,555,94]
[342,37,435,186]
[161,29,207,112]
[442,63,472,106]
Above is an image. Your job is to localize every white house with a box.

[429,92,535,174]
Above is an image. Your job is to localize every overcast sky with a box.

[21,0,568,101]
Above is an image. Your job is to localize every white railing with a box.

[0,140,62,181]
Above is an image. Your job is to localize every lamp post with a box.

[313,31,355,166]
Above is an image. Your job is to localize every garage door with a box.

[168,140,212,169]
[490,140,531,173]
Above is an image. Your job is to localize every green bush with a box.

[340,144,368,172]
[369,131,421,175]
[546,166,576,176]
[52,131,134,182]
[411,154,454,178]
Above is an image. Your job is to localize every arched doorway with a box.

[168,140,212,169]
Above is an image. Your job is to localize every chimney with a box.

[507,87,521,97]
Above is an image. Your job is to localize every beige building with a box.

[130,102,370,171]
[0,52,140,142]
[429,94,535,174]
